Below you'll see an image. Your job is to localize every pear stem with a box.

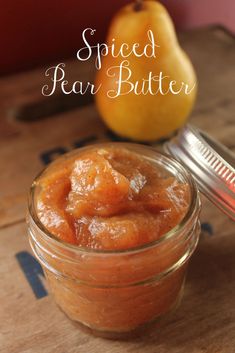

[134,0,143,11]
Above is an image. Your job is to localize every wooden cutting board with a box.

[0,26,235,353]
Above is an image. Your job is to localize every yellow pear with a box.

[95,0,197,141]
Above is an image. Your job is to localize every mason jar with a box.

[27,143,201,338]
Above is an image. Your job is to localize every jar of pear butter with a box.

[28,125,235,338]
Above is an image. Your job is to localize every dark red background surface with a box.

[1,0,128,75]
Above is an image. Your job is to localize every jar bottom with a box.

[57,282,185,340]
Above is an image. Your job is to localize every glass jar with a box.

[27,143,201,338]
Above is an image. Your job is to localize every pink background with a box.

[163,0,235,32]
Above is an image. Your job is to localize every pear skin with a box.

[95,0,197,141]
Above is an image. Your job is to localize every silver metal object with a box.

[164,124,235,221]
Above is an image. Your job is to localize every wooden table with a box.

[0,27,235,353]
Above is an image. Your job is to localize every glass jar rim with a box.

[28,142,200,255]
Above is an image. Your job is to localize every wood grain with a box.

[0,215,235,353]
[0,26,235,353]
